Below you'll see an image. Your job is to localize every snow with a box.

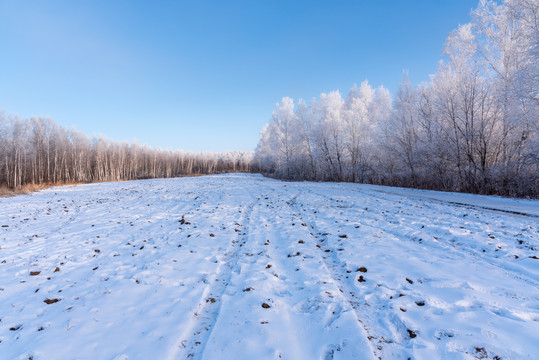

[1,173,538,360]
[362,184,539,218]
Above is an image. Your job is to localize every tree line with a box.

[0,113,252,190]
[254,0,539,197]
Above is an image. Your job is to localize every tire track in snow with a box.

[258,192,349,360]
[295,186,539,359]
[287,192,406,360]
[170,197,258,360]
[197,188,375,359]
[369,188,539,219]
[307,186,539,288]
[238,192,310,359]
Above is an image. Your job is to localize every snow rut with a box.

[293,185,539,359]
[170,198,258,360]
[322,187,539,288]
[194,189,375,359]
[287,194,409,359]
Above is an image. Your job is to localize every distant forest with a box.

[0,115,252,190]
[1,0,538,198]
[254,0,539,197]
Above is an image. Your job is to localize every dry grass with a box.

[0,182,86,198]
[0,173,237,198]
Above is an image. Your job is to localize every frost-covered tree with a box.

[254,0,538,197]
[343,81,375,182]
[0,111,253,190]
[311,91,347,181]
[472,0,539,194]
[384,74,422,185]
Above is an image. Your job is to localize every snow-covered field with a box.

[1,174,538,360]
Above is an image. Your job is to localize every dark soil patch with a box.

[44,298,60,304]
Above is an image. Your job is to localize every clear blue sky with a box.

[0,0,477,152]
